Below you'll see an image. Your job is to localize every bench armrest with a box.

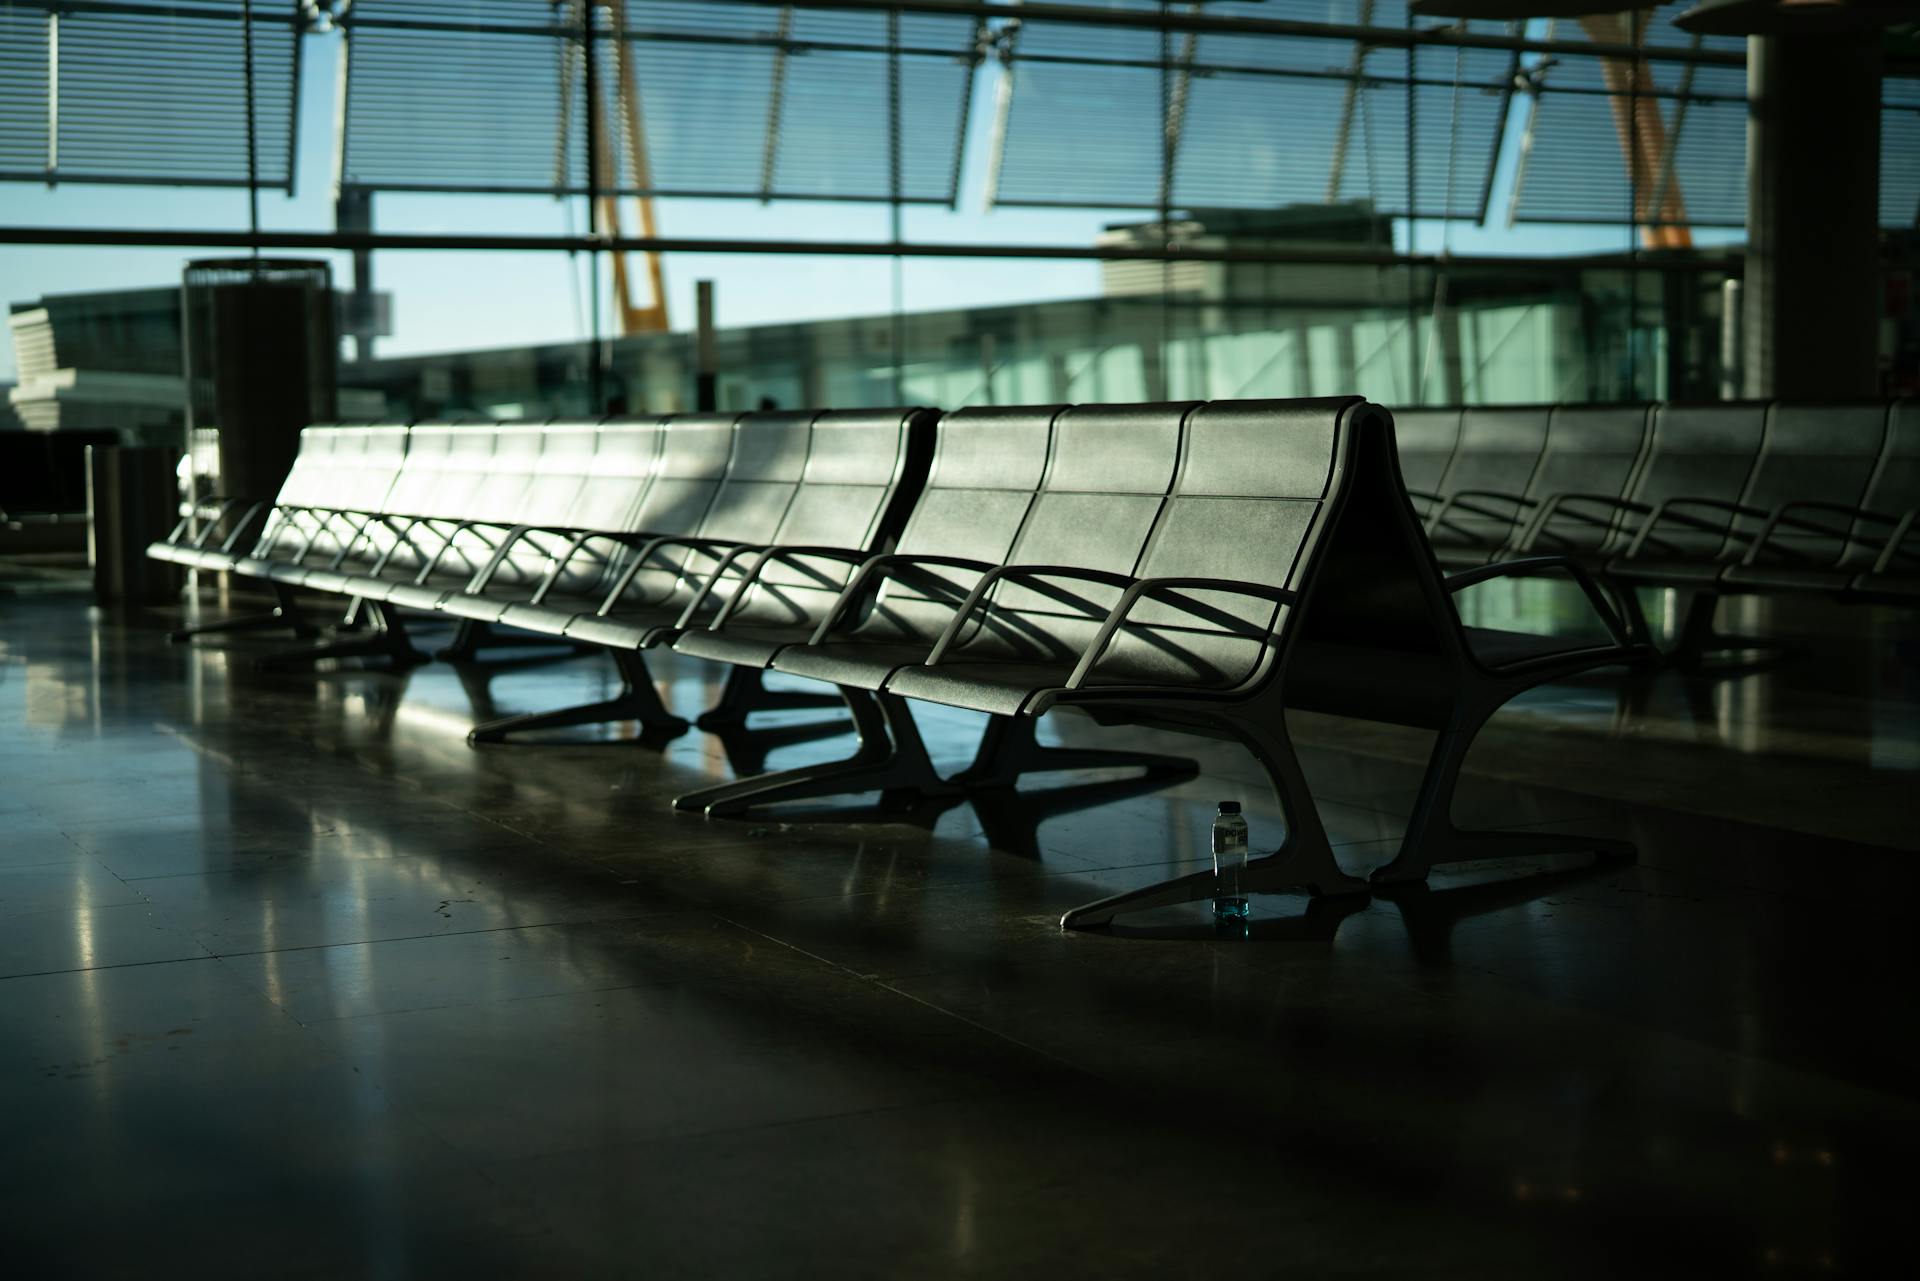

[693,544,873,630]
[1870,509,1920,575]
[807,552,1002,644]
[922,563,1138,666]
[406,517,519,584]
[1516,492,1652,551]
[593,535,745,614]
[1736,500,1902,567]
[1430,488,1537,527]
[1620,496,1772,561]
[164,496,253,548]
[460,523,586,593]
[1447,554,1642,648]
[213,501,276,554]
[1063,576,1298,691]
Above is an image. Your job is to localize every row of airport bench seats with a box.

[1397,400,1917,659]
[164,396,1844,926]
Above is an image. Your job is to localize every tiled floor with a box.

[0,586,1914,1277]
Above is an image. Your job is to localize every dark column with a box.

[336,188,377,366]
[1742,34,1882,399]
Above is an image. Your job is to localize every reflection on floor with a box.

[0,590,1914,1277]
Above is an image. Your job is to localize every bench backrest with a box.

[851,405,1061,644]
[617,412,811,608]
[707,408,935,630]
[363,424,497,575]
[1527,405,1652,554]
[250,426,343,557]
[1091,397,1354,688]
[1391,409,1461,510]
[276,426,344,510]
[376,424,456,521]
[1858,401,1920,572]
[1738,403,1890,567]
[1428,407,1551,551]
[950,402,1193,663]
[1623,403,1769,560]
[1859,401,1920,575]
[255,424,406,561]
[538,417,671,597]
[430,425,575,585]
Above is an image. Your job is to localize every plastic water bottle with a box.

[1211,801,1250,920]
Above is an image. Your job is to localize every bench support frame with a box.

[673,687,957,816]
[169,581,318,644]
[1059,707,1366,928]
[437,618,596,665]
[952,713,1198,790]
[254,599,427,672]
[467,649,688,744]
[1365,700,1636,887]
[694,666,847,730]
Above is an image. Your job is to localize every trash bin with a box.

[87,445,183,606]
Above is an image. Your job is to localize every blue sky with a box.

[0,19,1727,383]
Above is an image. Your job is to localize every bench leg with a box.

[1663,589,1790,673]
[253,599,427,672]
[1368,707,1635,887]
[1060,712,1366,929]
[951,714,1199,790]
[708,717,861,780]
[170,583,318,643]
[436,618,597,664]
[467,649,688,744]
[673,688,958,816]
[694,666,847,731]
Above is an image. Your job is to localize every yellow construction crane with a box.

[561,0,669,334]
[1576,11,1693,251]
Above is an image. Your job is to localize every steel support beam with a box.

[1742,33,1883,399]
[0,224,1746,273]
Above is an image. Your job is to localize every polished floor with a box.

[1,580,1916,1278]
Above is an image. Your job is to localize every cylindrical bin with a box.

[182,258,338,504]
[87,445,183,606]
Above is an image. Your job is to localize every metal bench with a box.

[1423,405,1554,565]
[668,397,1647,926]
[456,408,933,742]
[147,422,406,640]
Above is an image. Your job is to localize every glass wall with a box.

[0,0,1912,442]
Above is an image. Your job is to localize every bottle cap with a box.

[1217,801,1241,814]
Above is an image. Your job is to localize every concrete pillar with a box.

[1742,35,1882,400]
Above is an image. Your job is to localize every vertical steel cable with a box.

[890,6,904,404]
[243,0,259,261]
[582,0,605,412]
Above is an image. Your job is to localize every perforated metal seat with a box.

[313,423,507,600]
[260,423,467,594]
[674,397,1647,930]
[1424,407,1551,565]
[761,405,1063,690]
[1500,405,1653,563]
[1600,403,1772,586]
[1717,404,1901,595]
[483,414,737,640]
[152,423,344,572]
[227,426,407,581]
[1391,408,1461,521]
[372,425,558,611]
[888,400,1283,713]
[664,409,936,669]
[560,412,817,650]
[466,409,932,744]
[439,420,661,624]
[1850,401,1920,601]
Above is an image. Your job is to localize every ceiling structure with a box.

[0,0,1914,231]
